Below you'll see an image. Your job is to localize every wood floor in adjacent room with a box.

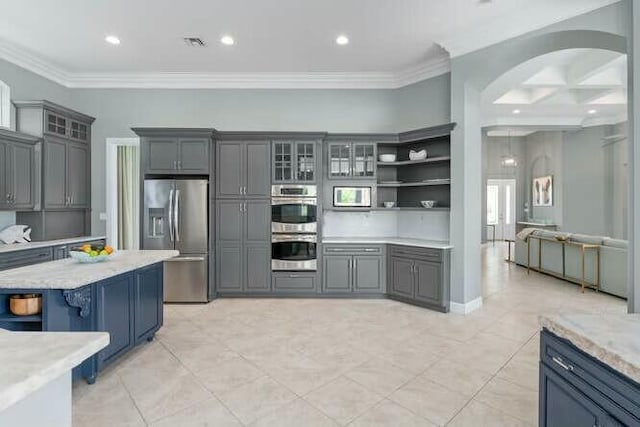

[72,244,626,426]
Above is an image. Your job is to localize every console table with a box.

[526,235,600,292]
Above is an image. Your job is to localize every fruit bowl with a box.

[69,243,114,264]
[69,251,110,263]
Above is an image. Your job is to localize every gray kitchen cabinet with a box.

[216,142,243,197]
[387,245,450,312]
[53,244,69,260]
[147,138,179,173]
[389,256,414,297]
[0,140,7,209]
[272,271,317,293]
[353,255,384,291]
[245,142,271,198]
[326,141,376,179]
[10,141,37,210]
[323,255,352,292]
[0,129,39,211]
[272,141,317,183]
[42,137,89,209]
[179,139,209,173]
[43,137,67,209]
[322,245,385,294]
[216,199,271,293]
[133,129,213,175]
[216,140,270,198]
[67,141,89,208]
[414,260,442,305]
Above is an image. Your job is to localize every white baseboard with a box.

[450,297,483,314]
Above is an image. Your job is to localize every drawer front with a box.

[389,245,442,262]
[323,244,384,255]
[541,330,640,421]
[273,273,316,292]
[0,247,54,270]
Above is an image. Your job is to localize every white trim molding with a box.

[450,297,484,315]
[0,40,450,90]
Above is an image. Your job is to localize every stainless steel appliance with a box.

[272,234,317,271]
[333,186,372,208]
[143,179,208,302]
[271,185,317,233]
[271,184,317,270]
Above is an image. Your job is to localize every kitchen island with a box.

[539,314,640,426]
[0,250,178,383]
[0,330,108,427]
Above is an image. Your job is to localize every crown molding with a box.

[0,39,450,90]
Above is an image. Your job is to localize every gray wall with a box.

[481,134,527,242]
[0,56,451,235]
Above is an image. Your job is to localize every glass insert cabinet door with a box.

[328,143,352,178]
[273,142,293,182]
[295,142,315,182]
[353,143,375,177]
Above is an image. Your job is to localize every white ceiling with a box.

[482,48,627,128]
[0,0,620,88]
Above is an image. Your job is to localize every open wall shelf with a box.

[376,124,453,210]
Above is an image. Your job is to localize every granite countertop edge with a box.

[0,250,179,290]
[0,331,109,412]
[0,236,107,254]
[321,237,453,249]
[540,314,640,385]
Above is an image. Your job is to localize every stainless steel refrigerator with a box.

[143,179,209,302]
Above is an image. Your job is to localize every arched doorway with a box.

[449,29,631,313]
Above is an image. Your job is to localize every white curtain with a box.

[117,146,140,249]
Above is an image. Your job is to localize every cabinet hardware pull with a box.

[552,356,574,371]
[364,248,377,252]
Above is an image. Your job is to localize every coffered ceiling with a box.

[0,0,620,88]
[482,49,627,128]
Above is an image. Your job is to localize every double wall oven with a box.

[271,185,317,271]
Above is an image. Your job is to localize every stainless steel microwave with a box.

[333,186,372,208]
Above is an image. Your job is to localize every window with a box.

[0,80,9,129]
[487,184,499,225]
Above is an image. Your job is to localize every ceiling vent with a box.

[183,37,206,47]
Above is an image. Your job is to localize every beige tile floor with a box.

[72,244,627,426]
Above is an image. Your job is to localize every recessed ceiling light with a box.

[336,35,349,45]
[512,109,521,114]
[105,35,121,45]
[588,109,597,115]
[220,35,235,46]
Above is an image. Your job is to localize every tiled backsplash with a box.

[323,210,450,241]
[0,212,16,231]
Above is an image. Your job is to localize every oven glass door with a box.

[272,236,317,270]
[272,200,317,233]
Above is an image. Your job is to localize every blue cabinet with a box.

[539,330,640,426]
[0,262,164,383]
[96,274,135,368]
[134,264,163,343]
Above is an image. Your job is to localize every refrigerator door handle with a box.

[174,189,181,242]
[168,189,175,242]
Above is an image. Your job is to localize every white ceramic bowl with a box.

[69,251,110,264]
[420,200,437,209]
[409,149,427,161]
[378,154,397,163]
[383,201,396,208]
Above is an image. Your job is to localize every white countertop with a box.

[540,314,640,384]
[0,250,179,289]
[0,331,109,412]
[0,236,106,254]
[322,237,453,249]
[517,222,557,227]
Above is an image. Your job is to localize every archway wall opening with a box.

[447,0,635,312]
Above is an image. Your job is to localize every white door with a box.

[487,179,516,241]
